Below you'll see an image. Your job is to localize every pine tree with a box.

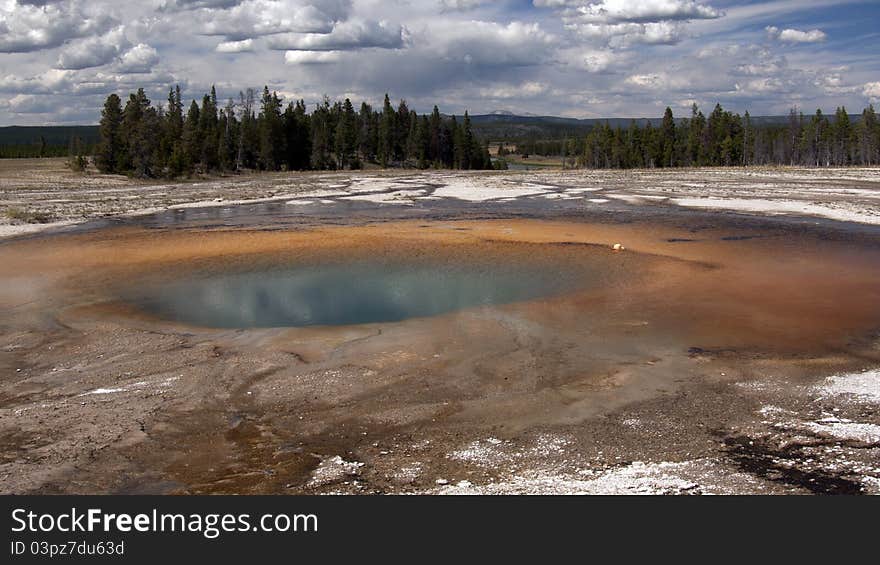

[121,88,157,177]
[661,107,676,167]
[396,99,411,161]
[295,100,312,170]
[810,109,829,166]
[858,104,877,165]
[628,120,643,168]
[406,109,419,163]
[163,85,185,175]
[415,115,429,168]
[182,100,200,171]
[786,107,802,165]
[873,104,880,165]
[218,98,238,171]
[257,86,283,170]
[742,111,752,166]
[720,135,734,166]
[461,111,476,169]
[96,93,123,173]
[428,106,442,165]
[378,94,395,167]
[334,98,357,169]
[310,98,332,170]
[357,102,375,163]
[237,88,258,169]
[643,121,660,168]
[832,106,851,166]
[199,89,219,171]
[687,104,705,166]
[451,116,464,169]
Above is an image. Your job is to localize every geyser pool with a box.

[130,260,586,328]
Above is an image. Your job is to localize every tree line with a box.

[0,135,95,159]
[576,103,880,169]
[0,140,69,158]
[0,127,97,159]
[95,86,493,177]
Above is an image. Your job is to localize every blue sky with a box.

[0,0,878,125]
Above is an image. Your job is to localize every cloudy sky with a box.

[1,0,878,125]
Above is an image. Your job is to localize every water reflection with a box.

[132,261,581,328]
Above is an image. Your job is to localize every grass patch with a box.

[4,207,54,224]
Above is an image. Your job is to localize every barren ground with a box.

[1,159,879,494]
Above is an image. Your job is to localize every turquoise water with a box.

[132,261,582,328]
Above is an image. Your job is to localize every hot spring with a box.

[129,259,588,328]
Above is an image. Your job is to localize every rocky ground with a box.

[0,161,879,495]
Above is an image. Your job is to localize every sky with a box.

[0,0,878,125]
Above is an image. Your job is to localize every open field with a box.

[501,154,567,170]
[1,161,879,494]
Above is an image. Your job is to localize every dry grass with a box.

[4,207,54,224]
[0,157,147,192]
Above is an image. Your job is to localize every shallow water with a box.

[130,260,585,328]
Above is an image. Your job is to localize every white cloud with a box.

[864,82,880,101]
[544,1,721,46]
[161,0,245,8]
[0,1,116,53]
[199,0,350,40]
[3,94,55,114]
[56,27,128,70]
[117,44,160,74]
[479,81,548,99]
[216,39,255,52]
[558,46,626,72]
[735,77,786,94]
[580,49,617,72]
[812,71,859,95]
[284,50,341,64]
[429,21,557,66]
[570,20,688,45]
[765,25,827,43]
[626,73,662,88]
[0,69,73,94]
[439,0,489,11]
[536,0,723,24]
[734,56,785,77]
[268,20,406,51]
